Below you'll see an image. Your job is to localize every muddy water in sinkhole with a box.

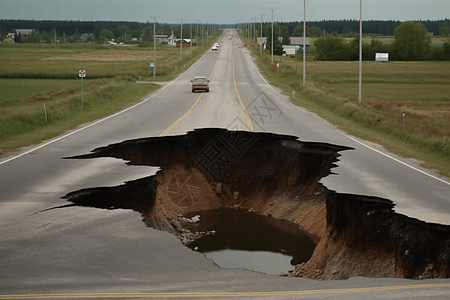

[184,209,316,275]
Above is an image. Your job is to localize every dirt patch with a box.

[62,128,450,279]
[0,149,21,160]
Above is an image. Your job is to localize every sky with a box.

[0,0,449,24]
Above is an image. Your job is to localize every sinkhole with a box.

[62,128,450,280]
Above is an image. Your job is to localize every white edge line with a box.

[246,47,450,187]
[0,87,168,166]
[344,134,450,187]
[0,51,210,166]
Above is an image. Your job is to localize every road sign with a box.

[150,62,154,68]
[79,70,86,78]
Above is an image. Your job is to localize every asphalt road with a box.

[1,29,449,299]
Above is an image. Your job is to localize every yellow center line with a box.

[159,92,205,137]
[159,75,213,137]
[232,56,253,132]
[160,52,252,136]
[2,283,450,299]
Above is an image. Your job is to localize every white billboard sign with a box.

[375,53,389,62]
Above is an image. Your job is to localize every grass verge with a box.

[0,77,159,152]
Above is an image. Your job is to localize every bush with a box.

[443,42,450,61]
[391,22,431,61]
[314,35,350,61]
[428,45,445,61]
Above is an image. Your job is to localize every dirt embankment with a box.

[63,128,450,279]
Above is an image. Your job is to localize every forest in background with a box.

[1,19,450,39]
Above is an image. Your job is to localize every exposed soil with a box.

[63,128,450,279]
[0,149,21,159]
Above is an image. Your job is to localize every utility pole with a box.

[254,18,256,43]
[142,28,145,45]
[266,7,278,64]
[190,24,192,56]
[271,9,274,63]
[153,17,156,79]
[303,0,306,87]
[180,19,183,60]
[260,13,263,58]
[359,0,362,104]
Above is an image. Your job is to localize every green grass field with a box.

[0,38,218,154]
[1,79,84,103]
[251,49,450,177]
[0,43,213,79]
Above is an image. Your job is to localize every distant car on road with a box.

[211,45,218,51]
[191,76,210,93]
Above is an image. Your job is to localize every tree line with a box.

[1,21,221,46]
[0,19,220,43]
[2,19,450,38]
[242,20,450,61]
[276,19,450,37]
[312,22,449,61]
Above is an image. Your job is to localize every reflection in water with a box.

[185,209,316,270]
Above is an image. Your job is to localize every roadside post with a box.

[292,90,295,100]
[150,62,154,77]
[79,70,86,111]
[43,102,48,123]
[277,63,279,77]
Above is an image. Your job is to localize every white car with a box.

[211,45,218,51]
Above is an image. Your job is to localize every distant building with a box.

[7,29,35,42]
[257,36,310,53]
[257,37,267,49]
[168,31,176,45]
[288,37,311,53]
[176,39,191,47]
[15,29,34,37]
[283,45,300,55]
[155,34,168,44]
